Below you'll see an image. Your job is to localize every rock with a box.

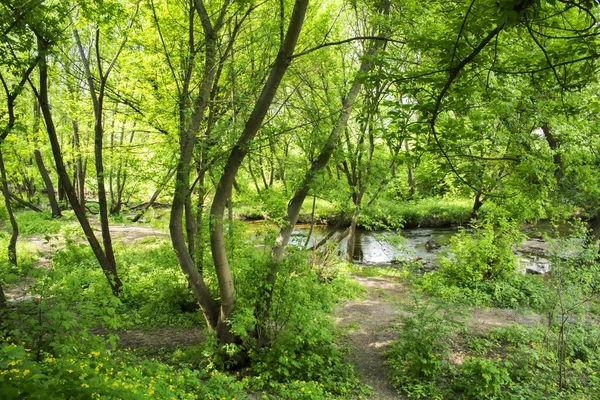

[425,239,441,251]
[420,261,438,272]
[525,268,543,275]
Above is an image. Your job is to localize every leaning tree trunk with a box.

[36,37,122,295]
[132,167,175,222]
[34,150,61,217]
[33,99,61,217]
[72,120,86,208]
[271,1,390,265]
[0,147,18,265]
[209,0,309,344]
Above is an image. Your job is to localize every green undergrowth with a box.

[387,220,600,399]
[0,231,39,288]
[387,304,600,399]
[410,218,549,310]
[235,194,474,229]
[1,214,367,399]
[14,211,78,236]
[360,196,473,229]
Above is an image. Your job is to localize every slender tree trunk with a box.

[185,194,196,260]
[9,193,42,213]
[94,87,119,279]
[34,150,61,217]
[169,0,221,330]
[132,167,175,222]
[72,120,86,208]
[194,166,206,273]
[35,37,122,295]
[57,175,66,205]
[591,210,600,253]
[405,139,415,199]
[247,154,261,195]
[209,0,309,343]
[0,147,18,265]
[469,192,484,221]
[0,283,6,308]
[542,123,563,182]
[346,196,364,262]
[271,10,389,264]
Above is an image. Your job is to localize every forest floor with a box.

[11,222,545,399]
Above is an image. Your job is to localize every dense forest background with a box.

[1,0,600,398]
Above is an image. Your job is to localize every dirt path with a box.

[338,274,543,399]
[336,275,408,399]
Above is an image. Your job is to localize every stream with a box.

[284,222,568,274]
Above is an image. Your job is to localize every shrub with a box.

[387,299,463,388]
[439,219,524,287]
[453,357,512,399]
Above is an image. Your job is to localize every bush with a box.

[439,219,524,287]
[387,299,463,389]
[453,357,512,399]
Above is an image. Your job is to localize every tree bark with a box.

[542,123,563,182]
[169,0,223,330]
[9,192,42,213]
[209,0,309,343]
[0,282,6,308]
[33,98,61,217]
[93,87,118,279]
[469,192,484,221]
[271,2,389,265]
[72,120,86,208]
[0,148,18,265]
[34,150,60,217]
[35,37,122,295]
[591,210,600,253]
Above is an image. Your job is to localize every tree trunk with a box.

[9,193,42,213]
[34,150,61,217]
[35,37,122,295]
[0,283,6,308]
[194,166,206,273]
[72,120,86,208]
[0,147,18,265]
[93,84,118,280]
[469,192,483,221]
[209,0,309,343]
[169,0,221,331]
[271,7,389,264]
[185,194,196,260]
[591,210,600,253]
[132,167,175,222]
[542,123,563,183]
[405,139,415,199]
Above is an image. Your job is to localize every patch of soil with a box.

[336,275,407,400]
[468,307,543,333]
[117,326,205,352]
[93,224,169,243]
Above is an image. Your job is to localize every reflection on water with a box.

[290,226,457,265]
[287,222,563,273]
